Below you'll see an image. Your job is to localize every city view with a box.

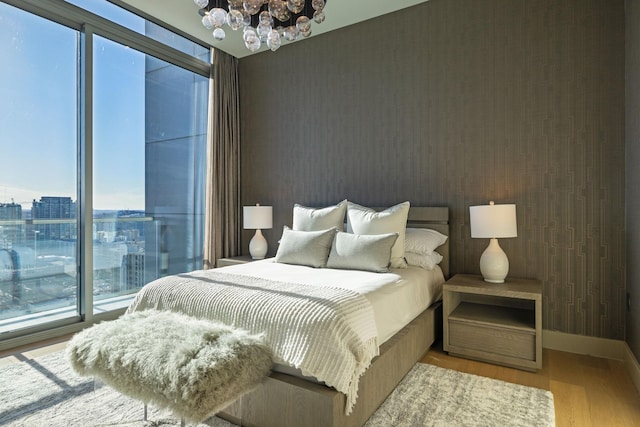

[0,196,152,322]
[0,0,208,336]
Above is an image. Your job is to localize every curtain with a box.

[203,48,241,269]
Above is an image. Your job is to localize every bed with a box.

[127,204,449,427]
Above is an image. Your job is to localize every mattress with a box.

[218,258,445,344]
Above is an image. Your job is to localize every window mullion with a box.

[79,24,94,322]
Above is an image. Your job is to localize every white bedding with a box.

[126,259,444,413]
[219,258,445,344]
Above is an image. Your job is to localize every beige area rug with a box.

[0,351,555,427]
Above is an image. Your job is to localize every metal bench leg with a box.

[143,403,148,421]
[180,417,185,427]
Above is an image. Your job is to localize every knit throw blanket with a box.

[126,270,379,414]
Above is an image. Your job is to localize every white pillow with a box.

[346,201,410,268]
[405,251,443,271]
[405,228,448,255]
[274,226,336,268]
[292,200,348,232]
[327,231,398,273]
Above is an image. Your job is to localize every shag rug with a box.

[0,351,555,427]
[66,310,273,423]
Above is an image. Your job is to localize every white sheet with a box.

[219,259,445,344]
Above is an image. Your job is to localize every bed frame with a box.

[216,207,449,427]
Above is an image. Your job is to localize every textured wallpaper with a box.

[239,0,625,339]
[626,0,640,357]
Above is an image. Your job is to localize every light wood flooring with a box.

[2,336,640,426]
[422,342,640,426]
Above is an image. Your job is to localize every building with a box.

[31,196,76,240]
[0,202,22,246]
[120,252,145,292]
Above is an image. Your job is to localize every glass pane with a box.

[0,3,80,334]
[92,35,208,312]
[65,0,210,61]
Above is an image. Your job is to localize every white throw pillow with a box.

[346,201,410,268]
[274,226,336,268]
[405,251,444,271]
[327,231,398,273]
[405,228,448,255]
[292,200,348,232]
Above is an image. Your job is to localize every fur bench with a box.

[66,309,273,424]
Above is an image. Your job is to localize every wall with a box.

[627,0,640,359]
[239,0,626,339]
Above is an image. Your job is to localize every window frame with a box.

[0,0,211,350]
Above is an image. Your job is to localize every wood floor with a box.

[422,342,640,427]
[2,335,640,426]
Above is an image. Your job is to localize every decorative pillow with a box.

[292,200,348,232]
[274,226,336,268]
[346,201,410,268]
[405,228,448,255]
[405,251,444,271]
[327,231,398,273]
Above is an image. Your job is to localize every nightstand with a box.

[442,274,542,371]
[216,255,255,268]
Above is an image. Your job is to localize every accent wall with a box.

[239,0,626,340]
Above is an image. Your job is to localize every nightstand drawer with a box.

[449,320,536,360]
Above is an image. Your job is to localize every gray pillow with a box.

[327,231,399,273]
[275,226,336,268]
[346,201,410,269]
[292,200,348,232]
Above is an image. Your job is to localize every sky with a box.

[0,1,146,211]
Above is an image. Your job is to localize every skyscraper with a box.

[0,202,22,246]
[31,196,76,240]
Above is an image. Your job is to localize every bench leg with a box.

[143,403,182,426]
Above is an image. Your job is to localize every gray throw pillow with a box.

[275,226,336,268]
[327,231,399,273]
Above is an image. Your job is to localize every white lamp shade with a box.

[243,205,273,230]
[469,203,517,239]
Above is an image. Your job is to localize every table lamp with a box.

[469,201,517,283]
[243,204,273,259]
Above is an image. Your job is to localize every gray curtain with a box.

[203,48,241,269]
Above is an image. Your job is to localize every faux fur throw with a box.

[66,309,273,423]
[126,270,379,415]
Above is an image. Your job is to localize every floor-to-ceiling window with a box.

[0,4,80,332]
[0,0,210,339]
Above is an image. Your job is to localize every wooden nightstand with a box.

[216,255,255,268]
[442,274,542,371]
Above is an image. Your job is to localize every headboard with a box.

[401,206,450,279]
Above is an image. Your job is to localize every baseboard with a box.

[623,343,640,396]
[543,329,640,396]
[542,329,626,359]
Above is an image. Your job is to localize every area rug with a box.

[0,351,555,427]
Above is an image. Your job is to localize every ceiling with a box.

[120,0,430,59]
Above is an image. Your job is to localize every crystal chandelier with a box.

[194,0,327,52]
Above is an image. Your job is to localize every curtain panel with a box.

[203,48,241,269]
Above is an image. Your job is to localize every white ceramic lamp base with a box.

[479,238,509,283]
[249,229,268,260]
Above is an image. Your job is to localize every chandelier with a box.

[193,0,327,52]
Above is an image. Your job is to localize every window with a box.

[92,35,208,308]
[0,0,210,337]
[65,0,209,60]
[0,2,80,331]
